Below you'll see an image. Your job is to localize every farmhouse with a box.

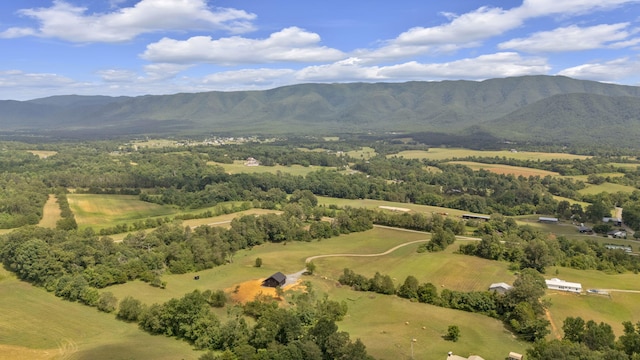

[262,272,286,288]
[545,278,582,293]
[538,216,558,223]
[489,282,513,294]
[244,157,260,166]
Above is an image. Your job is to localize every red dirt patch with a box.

[227,278,305,304]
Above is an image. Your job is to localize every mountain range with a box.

[2,75,640,146]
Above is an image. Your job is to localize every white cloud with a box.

[143,63,193,81]
[0,69,75,88]
[202,68,296,88]
[97,69,139,82]
[141,27,345,65]
[0,0,256,42]
[499,23,635,52]
[558,57,640,81]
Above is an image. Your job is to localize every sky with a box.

[1,0,640,100]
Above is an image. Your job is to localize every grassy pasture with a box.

[25,150,57,159]
[578,182,637,195]
[104,227,529,358]
[449,161,559,177]
[390,148,590,161]
[552,195,590,209]
[543,266,640,337]
[346,146,376,160]
[37,195,61,229]
[68,194,176,230]
[317,196,474,217]
[0,267,199,360]
[208,160,332,176]
[610,162,640,170]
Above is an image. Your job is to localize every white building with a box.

[545,278,582,293]
[489,282,513,294]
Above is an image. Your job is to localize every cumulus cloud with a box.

[141,27,345,65]
[0,69,75,88]
[499,23,637,52]
[0,0,256,42]
[558,57,640,81]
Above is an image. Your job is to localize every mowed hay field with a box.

[68,194,176,230]
[37,195,62,229]
[391,148,590,161]
[0,268,199,360]
[448,161,559,177]
[208,160,333,176]
[317,196,474,217]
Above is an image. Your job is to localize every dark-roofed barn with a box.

[262,272,286,288]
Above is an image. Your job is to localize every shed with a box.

[508,352,524,360]
[545,278,582,293]
[262,272,287,288]
[578,225,592,233]
[603,217,622,226]
[489,282,513,294]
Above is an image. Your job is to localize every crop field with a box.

[37,195,61,229]
[208,160,333,176]
[68,194,176,229]
[448,161,559,177]
[390,148,590,161]
[0,268,199,360]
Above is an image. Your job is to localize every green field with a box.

[0,267,199,360]
[391,148,590,161]
[37,195,61,229]
[68,194,176,230]
[26,150,58,159]
[208,160,334,176]
[346,146,377,160]
[578,182,637,195]
[104,227,529,359]
[317,196,476,217]
[449,161,559,177]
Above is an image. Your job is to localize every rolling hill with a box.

[1,75,640,146]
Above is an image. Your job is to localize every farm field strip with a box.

[448,161,559,177]
[68,194,176,227]
[37,194,62,229]
[207,160,334,176]
[390,148,590,161]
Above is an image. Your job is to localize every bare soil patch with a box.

[227,278,305,304]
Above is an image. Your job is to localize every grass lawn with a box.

[0,267,199,360]
[208,160,333,176]
[544,266,640,337]
[448,161,559,177]
[37,195,61,229]
[390,148,590,161]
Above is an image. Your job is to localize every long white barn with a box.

[545,278,582,293]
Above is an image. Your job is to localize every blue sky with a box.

[1,0,639,100]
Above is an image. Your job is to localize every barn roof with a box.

[268,272,286,283]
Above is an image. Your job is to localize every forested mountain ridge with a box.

[2,75,640,144]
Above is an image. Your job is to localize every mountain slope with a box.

[481,93,640,146]
[1,75,640,143]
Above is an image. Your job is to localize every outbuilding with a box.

[545,278,582,293]
[262,272,287,288]
[489,282,513,294]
